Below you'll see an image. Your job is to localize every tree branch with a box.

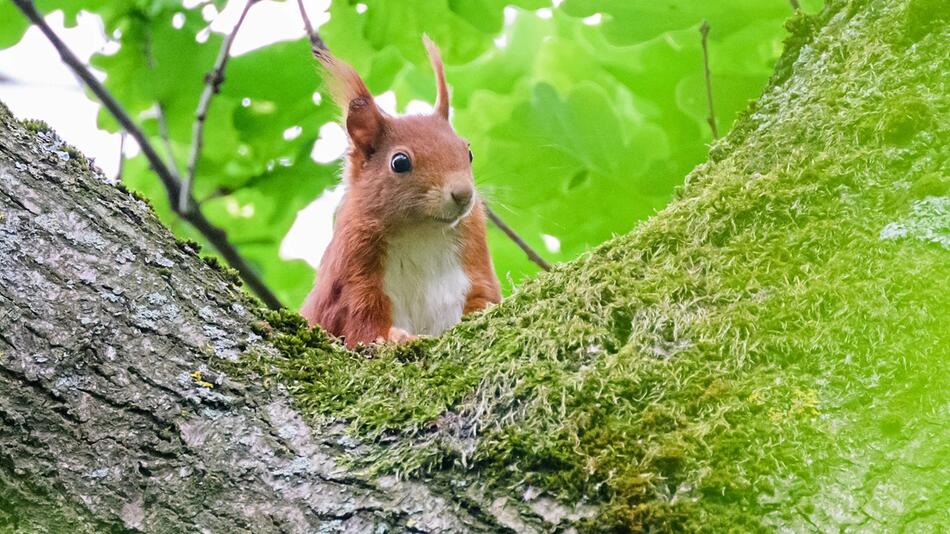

[484,204,552,271]
[294,0,552,272]
[295,0,327,50]
[699,20,719,139]
[11,0,282,310]
[182,0,256,213]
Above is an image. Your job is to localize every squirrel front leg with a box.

[336,275,402,348]
[302,226,400,347]
[380,327,416,343]
[464,285,500,314]
[306,281,411,347]
[462,204,502,314]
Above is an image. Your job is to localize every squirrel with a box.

[300,36,502,347]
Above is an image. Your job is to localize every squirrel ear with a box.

[345,96,384,153]
[422,35,449,120]
[313,48,385,153]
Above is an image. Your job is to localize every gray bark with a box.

[0,105,529,533]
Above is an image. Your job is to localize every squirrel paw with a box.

[376,327,416,344]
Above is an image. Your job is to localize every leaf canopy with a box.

[0,0,822,306]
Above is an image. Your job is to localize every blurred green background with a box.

[0,0,822,307]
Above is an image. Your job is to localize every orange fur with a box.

[460,203,502,313]
[302,38,501,347]
[423,34,450,120]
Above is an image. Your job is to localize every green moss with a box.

[62,144,91,173]
[114,182,156,212]
[17,116,91,173]
[858,93,933,145]
[201,256,243,287]
[175,239,202,255]
[235,0,950,530]
[21,118,52,134]
[911,173,950,198]
[769,10,821,89]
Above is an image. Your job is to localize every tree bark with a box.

[2,0,948,531]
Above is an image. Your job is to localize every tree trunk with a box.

[1,0,948,531]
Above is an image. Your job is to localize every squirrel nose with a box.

[450,187,473,210]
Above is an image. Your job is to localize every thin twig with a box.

[789,0,801,10]
[294,1,552,272]
[12,0,282,309]
[156,103,182,178]
[484,204,552,271]
[295,0,327,50]
[699,20,719,139]
[181,0,255,212]
[115,132,126,182]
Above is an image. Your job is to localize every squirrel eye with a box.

[468,149,474,163]
[391,152,412,173]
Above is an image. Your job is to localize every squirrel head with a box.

[315,36,475,228]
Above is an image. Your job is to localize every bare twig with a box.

[294,1,552,271]
[295,0,327,50]
[699,20,719,139]
[484,205,552,271]
[181,0,255,212]
[12,0,282,309]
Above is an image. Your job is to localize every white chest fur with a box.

[383,224,470,336]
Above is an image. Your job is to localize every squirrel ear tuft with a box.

[422,35,450,120]
[314,49,385,153]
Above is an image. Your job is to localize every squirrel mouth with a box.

[432,215,460,225]
[430,200,473,226]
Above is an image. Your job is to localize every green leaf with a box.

[561,0,796,45]
[0,3,30,49]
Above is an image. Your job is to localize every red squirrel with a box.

[301,36,502,347]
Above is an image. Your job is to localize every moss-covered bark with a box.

[246,0,950,530]
[2,0,948,531]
